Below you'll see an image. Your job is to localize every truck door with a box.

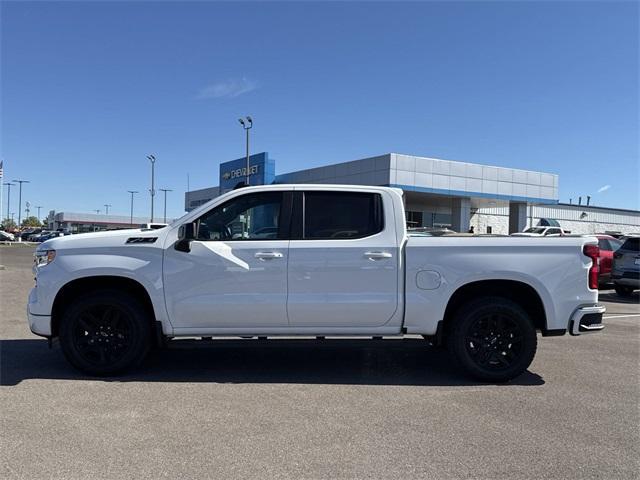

[287,190,399,327]
[163,191,291,330]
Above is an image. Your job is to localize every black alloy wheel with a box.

[59,290,151,375]
[72,305,133,367]
[464,313,524,371]
[448,297,537,382]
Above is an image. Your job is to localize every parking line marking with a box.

[603,314,640,319]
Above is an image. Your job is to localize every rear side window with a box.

[621,237,640,252]
[303,191,384,239]
[598,239,612,251]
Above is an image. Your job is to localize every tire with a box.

[614,284,634,297]
[59,290,152,376]
[447,297,537,383]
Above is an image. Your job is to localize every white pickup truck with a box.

[28,185,605,382]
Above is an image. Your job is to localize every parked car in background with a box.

[31,231,52,242]
[511,226,566,237]
[37,231,68,242]
[611,236,640,296]
[20,228,41,241]
[595,235,623,287]
[0,230,15,241]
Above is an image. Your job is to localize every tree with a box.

[2,218,17,230]
[21,216,42,228]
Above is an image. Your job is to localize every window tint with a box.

[621,237,640,252]
[303,192,383,239]
[196,192,283,241]
[598,238,612,251]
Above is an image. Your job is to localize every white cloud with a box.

[597,184,611,193]
[196,78,258,99]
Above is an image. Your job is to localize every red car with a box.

[595,234,623,287]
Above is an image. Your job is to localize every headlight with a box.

[34,249,56,267]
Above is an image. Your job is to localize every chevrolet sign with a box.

[222,165,259,180]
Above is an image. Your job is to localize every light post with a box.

[147,154,156,222]
[12,179,30,227]
[3,182,15,222]
[94,209,101,215]
[36,206,43,221]
[104,204,112,215]
[238,116,253,186]
[127,191,138,226]
[159,188,172,223]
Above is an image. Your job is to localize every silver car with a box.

[612,236,640,297]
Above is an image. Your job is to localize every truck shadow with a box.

[0,338,544,387]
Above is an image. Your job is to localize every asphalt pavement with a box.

[1,246,638,479]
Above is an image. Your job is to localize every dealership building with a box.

[183,151,639,235]
[45,211,172,233]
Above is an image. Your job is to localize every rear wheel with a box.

[448,297,537,382]
[59,290,151,376]
[614,284,635,297]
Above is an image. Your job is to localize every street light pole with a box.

[238,116,253,186]
[127,191,138,226]
[3,182,15,222]
[12,179,29,227]
[36,206,43,220]
[159,188,172,223]
[147,155,156,222]
[104,204,112,215]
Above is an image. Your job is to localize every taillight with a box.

[583,244,600,290]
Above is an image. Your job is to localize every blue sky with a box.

[1,1,638,220]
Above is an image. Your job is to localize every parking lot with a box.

[1,245,638,479]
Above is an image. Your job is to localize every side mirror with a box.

[175,222,196,252]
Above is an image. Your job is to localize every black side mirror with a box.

[175,223,196,252]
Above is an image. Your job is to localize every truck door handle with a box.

[364,251,392,260]
[255,251,283,259]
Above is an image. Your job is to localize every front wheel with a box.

[59,290,152,376]
[448,297,537,382]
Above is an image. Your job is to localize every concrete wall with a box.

[472,204,640,235]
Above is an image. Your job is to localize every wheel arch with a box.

[440,280,551,341]
[51,275,160,342]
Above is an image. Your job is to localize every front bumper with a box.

[27,308,52,337]
[570,304,606,336]
[27,287,52,337]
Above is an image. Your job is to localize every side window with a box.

[303,191,384,239]
[196,192,284,241]
[598,238,612,251]
[545,228,561,236]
